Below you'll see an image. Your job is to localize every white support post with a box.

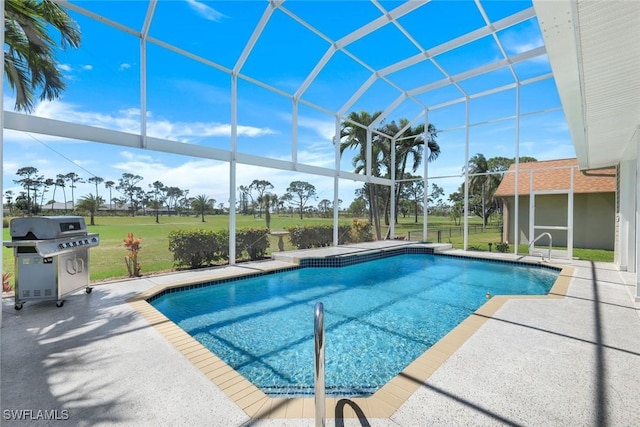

[292,99,298,164]
[568,167,574,259]
[229,74,238,265]
[423,111,429,242]
[390,137,396,240]
[139,0,156,150]
[513,84,520,254]
[529,171,534,247]
[1,0,5,286]
[139,38,147,148]
[463,98,470,250]
[636,142,640,300]
[333,118,341,246]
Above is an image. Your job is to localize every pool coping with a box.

[127,247,573,420]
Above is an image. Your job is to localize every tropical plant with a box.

[4,0,81,112]
[191,194,211,222]
[464,154,538,226]
[2,272,13,293]
[340,110,384,238]
[123,233,142,277]
[75,193,104,226]
[257,192,278,229]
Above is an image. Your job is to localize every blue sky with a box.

[2,0,575,209]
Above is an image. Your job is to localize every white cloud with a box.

[82,65,93,71]
[58,64,72,72]
[186,0,227,22]
[297,116,336,141]
[21,99,275,142]
[119,63,132,71]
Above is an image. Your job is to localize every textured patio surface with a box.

[2,244,639,426]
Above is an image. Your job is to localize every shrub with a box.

[496,242,510,253]
[350,219,373,243]
[2,218,9,228]
[168,229,223,269]
[237,228,270,260]
[168,228,268,268]
[286,222,372,249]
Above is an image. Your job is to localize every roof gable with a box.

[494,158,616,197]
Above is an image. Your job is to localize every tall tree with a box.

[13,166,42,215]
[165,186,183,216]
[340,110,384,239]
[249,179,274,218]
[116,173,143,216]
[40,177,54,209]
[4,190,14,214]
[285,181,317,220]
[4,0,81,112]
[381,119,440,224]
[55,173,67,210]
[238,185,253,215]
[257,193,278,229]
[104,180,115,211]
[148,181,167,224]
[87,176,104,201]
[65,172,83,210]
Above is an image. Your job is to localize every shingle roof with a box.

[494,158,616,197]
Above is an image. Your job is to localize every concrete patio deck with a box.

[2,243,639,426]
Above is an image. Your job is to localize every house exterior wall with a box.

[501,193,615,250]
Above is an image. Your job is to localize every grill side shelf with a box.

[3,233,100,257]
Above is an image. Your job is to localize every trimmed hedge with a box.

[168,227,269,269]
[286,220,373,249]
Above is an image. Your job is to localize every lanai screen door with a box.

[528,168,574,260]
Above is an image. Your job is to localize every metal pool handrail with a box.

[314,302,325,427]
[529,232,553,261]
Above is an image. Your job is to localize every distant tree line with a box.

[4,167,220,224]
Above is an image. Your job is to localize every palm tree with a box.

[191,194,211,222]
[75,193,104,226]
[340,110,384,239]
[381,120,440,223]
[257,193,278,230]
[4,0,81,112]
[465,153,499,227]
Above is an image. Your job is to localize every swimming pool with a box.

[150,253,559,397]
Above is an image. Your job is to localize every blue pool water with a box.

[151,254,558,397]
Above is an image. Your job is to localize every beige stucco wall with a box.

[501,193,615,250]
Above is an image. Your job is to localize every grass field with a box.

[2,213,612,283]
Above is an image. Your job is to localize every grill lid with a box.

[10,216,88,240]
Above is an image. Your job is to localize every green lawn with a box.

[2,214,613,283]
[3,214,355,282]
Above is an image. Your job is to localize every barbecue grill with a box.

[3,216,100,310]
